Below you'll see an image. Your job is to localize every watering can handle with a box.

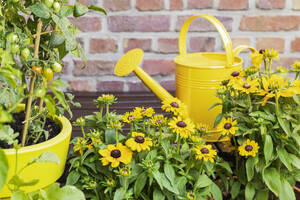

[178,14,234,67]
[233,45,257,57]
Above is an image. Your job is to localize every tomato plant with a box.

[32,65,43,74]
[53,2,61,13]
[6,33,18,43]
[43,67,54,82]
[52,62,62,73]
[43,0,54,8]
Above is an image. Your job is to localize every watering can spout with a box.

[114,48,174,101]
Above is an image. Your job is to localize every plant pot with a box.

[0,104,72,198]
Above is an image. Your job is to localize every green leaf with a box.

[256,190,268,200]
[264,135,273,164]
[46,183,85,200]
[245,183,255,200]
[50,80,68,87]
[66,170,80,185]
[0,148,8,191]
[30,4,51,19]
[9,175,39,188]
[195,174,212,189]
[231,181,241,199]
[160,173,179,194]
[11,190,28,200]
[250,111,275,122]
[289,154,300,169]
[291,132,300,148]
[0,125,18,145]
[214,114,223,128]
[153,189,165,200]
[174,176,187,194]
[161,139,170,155]
[246,157,255,181]
[217,162,232,174]
[134,172,147,196]
[295,170,300,182]
[277,147,292,171]
[278,117,291,136]
[208,103,222,111]
[105,129,116,144]
[49,31,65,47]
[58,5,74,17]
[164,164,175,186]
[35,152,60,165]
[74,2,88,17]
[114,188,126,200]
[279,178,295,200]
[262,167,280,196]
[210,182,222,200]
[88,5,107,15]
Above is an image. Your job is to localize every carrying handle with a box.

[179,14,234,67]
[233,45,257,57]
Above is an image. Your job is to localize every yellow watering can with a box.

[114,14,256,142]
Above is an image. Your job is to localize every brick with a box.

[256,37,285,52]
[291,38,300,52]
[294,0,300,10]
[103,0,131,11]
[124,38,152,52]
[142,60,175,76]
[189,37,215,53]
[69,17,101,32]
[136,0,164,10]
[108,15,170,32]
[231,37,251,48]
[170,0,183,10]
[219,0,248,10]
[273,57,300,68]
[68,80,93,92]
[73,60,115,76]
[90,38,117,54]
[176,16,233,32]
[188,0,213,9]
[77,0,97,6]
[161,80,175,91]
[128,82,150,92]
[240,16,300,31]
[97,81,124,92]
[256,0,285,9]
[157,38,178,54]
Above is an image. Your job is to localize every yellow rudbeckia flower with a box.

[161,97,187,117]
[125,132,153,152]
[218,117,239,136]
[133,107,155,118]
[98,143,132,168]
[193,144,217,163]
[168,116,195,138]
[238,139,259,157]
[232,77,259,94]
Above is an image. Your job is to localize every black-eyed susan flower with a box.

[73,138,87,155]
[246,65,260,75]
[168,116,195,138]
[125,132,152,152]
[121,111,141,123]
[94,94,117,107]
[227,69,246,85]
[218,117,239,136]
[250,51,263,67]
[291,61,300,72]
[196,123,209,133]
[161,97,187,117]
[193,144,217,163]
[189,134,202,143]
[232,77,259,94]
[133,107,155,118]
[186,192,196,200]
[238,139,259,157]
[276,66,288,73]
[119,168,131,177]
[98,143,132,168]
[150,114,167,127]
[263,49,279,61]
[110,120,122,130]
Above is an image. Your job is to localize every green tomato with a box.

[51,62,62,73]
[43,0,54,8]
[12,0,19,3]
[53,2,61,13]
[21,48,30,59]
[23,38,31,45]
[43,67,54,82]
[35,88,46,98]
[6,33,19,43]
[11,44,20,54]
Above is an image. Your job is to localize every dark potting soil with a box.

[0,112,61,149]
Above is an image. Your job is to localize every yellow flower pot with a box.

[0,104,72,198]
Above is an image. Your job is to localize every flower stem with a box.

[177,137,181,154]
[81,125,86,138]
[21,19,43,147]
[106,104,109,114]
[268,59,273,77]
[275,94,280,116]
[159,127,162,144]
[233,136,239,174]
[115,128,119,143]
[100,105,103,118]
[94,188,100,200]
[193,161,203,192]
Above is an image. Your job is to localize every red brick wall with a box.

[65,0,300,92]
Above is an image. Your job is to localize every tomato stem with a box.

[22,20,43,147]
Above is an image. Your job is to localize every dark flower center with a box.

[224,123,232,129]
[201,148,209,154]
[128,115,135,120]
[176,121,187,128]
[231,71,240,77]
[135,136,145,143]
[199,127,206,131]
[259,49,265,54]
[243,83,251,89]
[245,145,253,152]
[111,149,121,158]
[86,138,92,145]
[188,193,195,199]
[156,120,162,124]
[141,109,146,113]
[170,102,179,108]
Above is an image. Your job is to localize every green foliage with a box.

[0,148,8,192]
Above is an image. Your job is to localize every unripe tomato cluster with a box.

[6,32,31,60]
[43,0,61,13]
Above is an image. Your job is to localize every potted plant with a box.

[214,49,300,199]
[0,0,105,197]
[65,94,232,200]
